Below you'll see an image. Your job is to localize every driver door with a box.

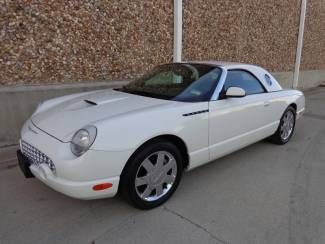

[208,69,274,161]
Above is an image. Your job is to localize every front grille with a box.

[21,140,55,173]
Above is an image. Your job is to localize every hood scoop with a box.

[84,99,97,106]
[82,96,127,106]
[64,96,129,111]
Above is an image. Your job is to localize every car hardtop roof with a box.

[160,61,282,92]
[186,60,262,69]
[184,60,283,92]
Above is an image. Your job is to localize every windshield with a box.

[117,63,222,102]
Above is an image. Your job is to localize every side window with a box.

[224,70,265,95]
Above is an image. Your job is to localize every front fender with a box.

[91,102,209,155]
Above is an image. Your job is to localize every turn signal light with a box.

[92,183,113,191]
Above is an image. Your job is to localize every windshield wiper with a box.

[116,87,172,100]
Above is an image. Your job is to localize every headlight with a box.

[70,125,97,157]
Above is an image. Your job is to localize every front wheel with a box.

[120,140,183,209]
[269,106,296,144]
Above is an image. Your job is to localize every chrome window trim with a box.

[210,66,228,101]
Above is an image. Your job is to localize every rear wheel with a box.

[120,140,183,209]
[269,106,296,144]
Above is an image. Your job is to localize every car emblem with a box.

[265,74,272,86]
[28,125,38,134]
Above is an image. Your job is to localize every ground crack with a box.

[163,206,230,244]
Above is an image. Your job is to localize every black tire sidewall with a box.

[120,140,183,209]
[279,107,296,144]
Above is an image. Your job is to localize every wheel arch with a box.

[120,134,189,180]
[289,103,297,111]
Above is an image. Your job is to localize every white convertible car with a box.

[17,61,305,209]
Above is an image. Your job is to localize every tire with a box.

[268,106,296,145]
[119,140,183,209]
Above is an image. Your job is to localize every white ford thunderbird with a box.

[17,62,305,209]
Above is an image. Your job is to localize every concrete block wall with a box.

[273,70,325,89]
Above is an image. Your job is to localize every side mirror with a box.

[225,87,246,98]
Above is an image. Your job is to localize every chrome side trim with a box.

[211,67,227,101]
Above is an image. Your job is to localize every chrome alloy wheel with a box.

[280,110,295,141]
[135,151,177,202]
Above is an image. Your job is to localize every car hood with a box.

[31,89,171,142]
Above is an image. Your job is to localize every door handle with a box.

[264,101,271,107]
